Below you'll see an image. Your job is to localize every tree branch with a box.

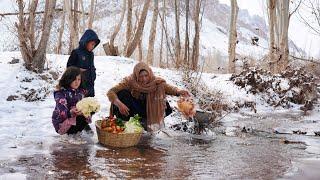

[0,8,88,17]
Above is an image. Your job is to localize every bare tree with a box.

[125,0,151,57]
[184,0,190,66]
[16,0,57,73]
[87,0,96,29]
[65,0,77,53]
[126,0,133,50]
[56,0,66,54]
[78,0,86,33]
[135,8,143,61]
[159,0,167,67]
[278,0,290,72]
[174,0,181,68]
[267,0,276,72]
[147,0,159,65]
[138,37,143,61]
[228,0,239,73]
[267,0,290,73]
[191,0,201,70]
[158,4,174,67]
[103,0,126,56]
[298,0,320,36]
[73,0,79,46]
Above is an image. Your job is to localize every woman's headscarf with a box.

[124,62,166,131]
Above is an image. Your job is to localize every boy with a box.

[67,29,100,132]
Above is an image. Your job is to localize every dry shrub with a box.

[181,65,230,118]
[230,66,318,108]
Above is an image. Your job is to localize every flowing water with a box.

[1,111,320,179]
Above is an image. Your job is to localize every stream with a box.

[0,111,319,179]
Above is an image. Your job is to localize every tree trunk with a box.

[278,0,289,72]
[138,36,143,61]
[28,0,38,51]
[267,0,276,72]
[103,0,126,56]
[228,0,239,73]
[191,0,200,70]
[16,0,33,70]
[159,0,165,68]
[126,0,133,50]
[110,0,126,45]
[56,1,66,54]
[184,0,190,66]
[125,0,151,57]
[87,0,95,29]
[65,0,77,53]
[78,0,86,33]
[135,8,143,62]
[16,0,57,73]
[73,0,79,44]
[159,23,164,67]
[174,0,181,68]
[268,0,290,73]
[158,4,174,67]
[146,0,159,65]
[33,0,57,72]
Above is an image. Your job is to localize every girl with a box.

[52,66,92,135]
[107,62,189,132]
[67,29,100,133]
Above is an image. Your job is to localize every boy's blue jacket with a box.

[67,29,100,97]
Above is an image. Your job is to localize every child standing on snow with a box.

[67,29,100,133]
[52,67,92,135]
[67,29,100,97]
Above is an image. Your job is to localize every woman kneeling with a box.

[107,62,189,132]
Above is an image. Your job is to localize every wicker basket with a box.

[95,120,142,148]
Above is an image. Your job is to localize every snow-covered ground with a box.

[0,51,320,179]
[0,51,186,161]
[0,51,266,160]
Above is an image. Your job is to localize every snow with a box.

[0,51,319,178]
[0,51,232,161]
[0,51,185,161]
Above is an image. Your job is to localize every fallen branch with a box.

[290,55,320,65]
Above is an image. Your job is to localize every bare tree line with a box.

[10,0,320,74]
[14,0,96,73]
[103,0,202,71]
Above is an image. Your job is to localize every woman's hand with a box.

[114,99,130,116]
[178,89,190,97]
[70,107,82,117]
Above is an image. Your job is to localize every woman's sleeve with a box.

[106,80,130,102]
[52,91,77,135]
[164,83,179,96]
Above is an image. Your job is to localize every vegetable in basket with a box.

[101,116,125,133]
[124,114,144,133]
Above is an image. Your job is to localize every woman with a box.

[107,62,189,131]
[52,67,92,135]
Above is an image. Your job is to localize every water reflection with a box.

[50,142,100,179]
[95,135,170,178]
[4,110,319,179]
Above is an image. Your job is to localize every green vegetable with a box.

[116,118,125,128]
[124,114,143,133]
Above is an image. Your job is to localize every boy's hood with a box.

[79,29,100,50]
